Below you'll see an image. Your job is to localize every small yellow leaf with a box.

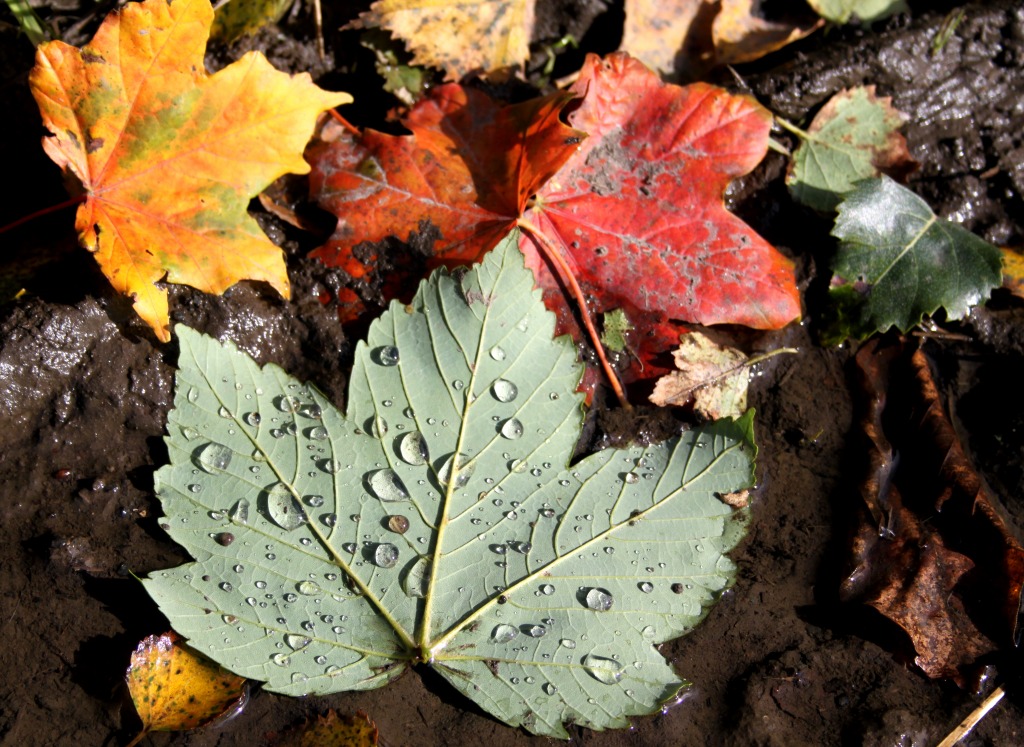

[126,632,247,740]
[1001,247,1024,299]
[276,709,379,747]
[353,0,535,80]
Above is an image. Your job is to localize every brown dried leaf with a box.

[842,339,1024,686]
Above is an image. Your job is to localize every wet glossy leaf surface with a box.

[145,232,755,737]
[829,176,1003,337]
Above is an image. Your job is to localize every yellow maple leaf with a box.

[29,0,350,341]
[354,0,535,80]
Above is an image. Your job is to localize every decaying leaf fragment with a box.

[784,86,917,211]
[351,0,535,80]
[650,331,749,419]
[622,0,821,79]
[842,339,1024,686]
[125,631,247,746]
[275,710,378,747]
[28,0,349,341]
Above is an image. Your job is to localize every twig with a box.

[936,685,1006,747]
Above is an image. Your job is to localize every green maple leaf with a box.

[144,230,755,738]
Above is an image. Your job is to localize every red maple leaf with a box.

[309,52,800,396]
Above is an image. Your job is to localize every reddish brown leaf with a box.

[842,339,1024,686]
[310,53,799,383]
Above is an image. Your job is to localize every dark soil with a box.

[2,1,1023,745]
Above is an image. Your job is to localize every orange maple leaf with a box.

[29,0,350,341]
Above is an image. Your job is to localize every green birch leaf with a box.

[786,86,915,212]
[829,176,1003,338]
[144,230,755,738]
[806,0,907,24]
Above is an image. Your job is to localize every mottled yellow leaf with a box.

[353,0,535,80]
[125,632,247,744]
[1000,247,1024,299]
[276,710,379,747]
[622,0,820,78]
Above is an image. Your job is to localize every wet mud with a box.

[1,1,1023,745]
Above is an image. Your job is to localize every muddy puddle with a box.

[1,1,1023,745]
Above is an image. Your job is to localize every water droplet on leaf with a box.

[402,557,430,598]
[285,634,311,650]
[297,581,321,596]
[491,379,518,402]
[584,588,614,611]
[229,499,249,525]
[398,431,429,465]
[197,442,232,473]
[265,483,307,530]
[373,543,398,568]
[500,418,524,439]
[368,469,410,502]
[491,624,518,643]
[438,453,474,488]
[583,654,625,684]
[375,346,400,366]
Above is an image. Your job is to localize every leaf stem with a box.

[515,217,632,411]
[774,116,810,140]
[328,109,361,137]
[0,194,85,236]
